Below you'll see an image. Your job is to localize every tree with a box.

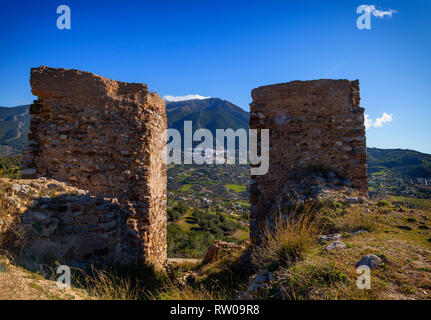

[167,208,181,222]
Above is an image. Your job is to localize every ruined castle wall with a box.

[249,79,367,244]
[21,66,167,269]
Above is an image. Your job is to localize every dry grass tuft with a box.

[73,267,140,300]
[333,207,380,233]
[252,204,324,271]
[153,277,228,300]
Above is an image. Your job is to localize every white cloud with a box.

[363,5,397,18]
[364,114,373,129]
[163,94,211,102]
[374,112,393,127]
[365,112,393,129]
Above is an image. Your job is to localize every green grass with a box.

[236,200,250,208]
[268,262,347,300]
[388,196,431,210]
[176,214,200,232]
[0,156,22,179]
[370,171,388,176]
[179,184,192,192]
[226,184,246,192]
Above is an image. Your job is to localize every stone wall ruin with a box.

[249,79,368,244]
[21,66,167,269]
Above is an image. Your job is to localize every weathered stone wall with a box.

[249,79,367,244]
[21,66,167,269]
[22,183,126,267]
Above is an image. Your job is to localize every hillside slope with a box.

[0,105,30,157]
[367,148,431,179]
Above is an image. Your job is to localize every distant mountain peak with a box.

[166,97,249,134]
[163,94,211,102]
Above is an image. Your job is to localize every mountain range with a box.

[1,100,430,180]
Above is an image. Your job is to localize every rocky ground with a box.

[237,199,431,300]
[169,196,431,300]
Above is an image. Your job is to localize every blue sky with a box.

[0,0,430,153]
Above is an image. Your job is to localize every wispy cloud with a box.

[163,94,211,102]
[364,5,397,18]
[374,112,393,127]
[365,112,393,129]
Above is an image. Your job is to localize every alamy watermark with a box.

[356,265,371,290]
[162,121,269,175]
[57,5,71,30]
[56,265,71,290]
[356,5,397,30]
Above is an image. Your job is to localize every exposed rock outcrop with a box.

[203,240,242,264]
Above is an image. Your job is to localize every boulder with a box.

[319,233,342,244]
[351,230,369,235]
[11,183,21,193]
[18,184,31,196]
[325,240,346,251]
[47,182,64,191]
[203,240,242,264]
[345,197,358,205]
[356,254,382,269]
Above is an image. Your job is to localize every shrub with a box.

[167,209,181,222]
[175,203,188,214]
[167,224,215,258]
[192,210,241,235]
[221,219,239,233]
[0,156,22,179]
[377,200,391,207]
